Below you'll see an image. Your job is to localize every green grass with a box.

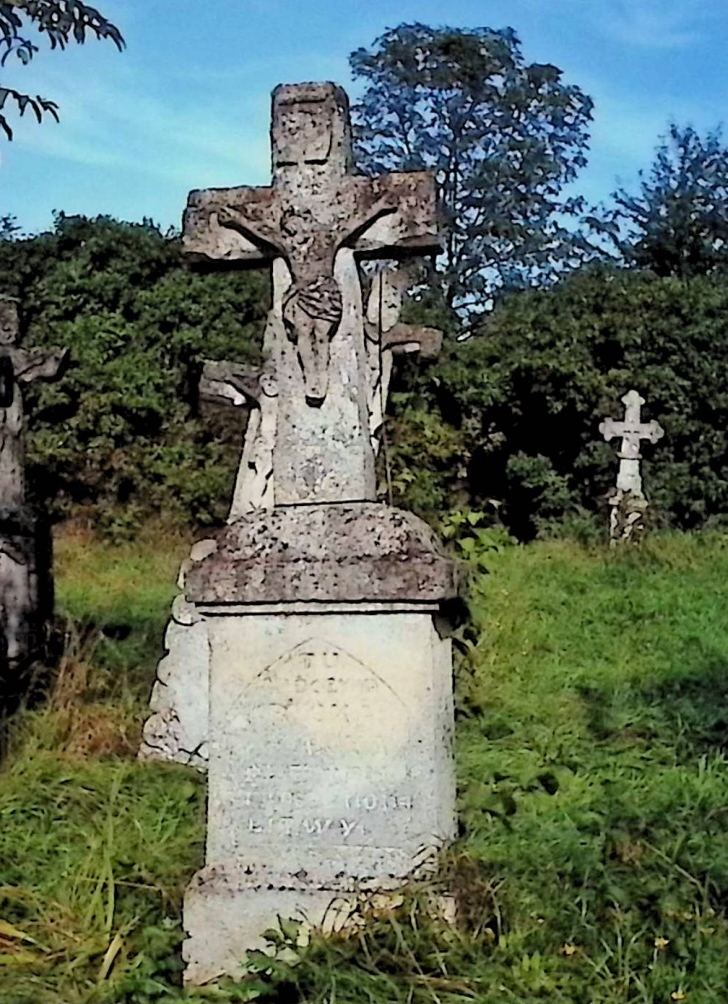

[2,530,728,1002]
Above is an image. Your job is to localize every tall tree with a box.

[0,1,123,139]
[350,23,593,313]
[600,124,728,277]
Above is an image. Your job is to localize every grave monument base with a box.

[183,866,405,985]
[177,504,460,984]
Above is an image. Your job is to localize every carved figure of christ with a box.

[183,82,441,506]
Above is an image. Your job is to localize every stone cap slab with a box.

[185,503,462,606]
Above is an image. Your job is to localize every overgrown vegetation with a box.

[0,214,268,531]
[390,265,728,537]
[3,530,728,1002]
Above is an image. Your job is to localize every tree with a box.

[0,213,19,238]
[0,1,123,139]
[350,23,593,313]
[387,265,728,538]
[597,124,728,277]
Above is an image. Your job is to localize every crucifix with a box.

[184,82,441,506]
[599,389,664,541]
[0,297,68,510]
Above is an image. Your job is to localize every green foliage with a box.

[5,530,728,1000]
[350,23,593,310]
[0,214,269,528]
[597,124,728,277]
[0,1,124,140]
[389,265,728,537]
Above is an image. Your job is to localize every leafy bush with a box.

[0,214,268,529]
[390,265,728,538]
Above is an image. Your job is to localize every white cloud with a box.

[593,0,712,50]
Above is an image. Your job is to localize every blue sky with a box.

[3,0,728,235]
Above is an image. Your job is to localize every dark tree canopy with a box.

[597,124,728,278]
[387,265,728,538]
[350,23,593,313]
[0,1,123,139]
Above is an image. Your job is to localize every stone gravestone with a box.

[0,296,68,677]
[600,389,664,543]
[141,82,461,984]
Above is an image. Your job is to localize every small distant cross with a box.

[600,390,664,542]
[600,390,664,497]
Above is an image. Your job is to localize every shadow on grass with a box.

[579,646,728,759]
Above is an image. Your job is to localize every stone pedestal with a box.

[179,504,461,984]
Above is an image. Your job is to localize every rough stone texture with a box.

[137,81,458,986]
[184,869,402,986]
[186,503,462,606]
[364,266,442,451]
[199,355,278,519]
[182,82,442,506]
[0,297,67,671]
[0,297,68,510]
[600,390,664,543]
[0,507,51,667]
[138,595,210,767]
[183,610,455,982]
[138,540,216,766]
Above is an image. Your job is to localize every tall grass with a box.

[2,530,728,1001]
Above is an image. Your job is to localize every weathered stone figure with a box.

[184,82,440,506]
[600,389,664,543]
[141,82,460,985]
[0,297,67,670]
[364,264,441,452]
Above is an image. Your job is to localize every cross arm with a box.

[14,347,68,385]
[383,323,442,359]
[348,172,443,259]
[599,418,621,443]
[200,360,264,407]
[183,187,283,267]
[643,421,665,444]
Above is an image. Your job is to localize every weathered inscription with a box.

[213,637,419,854]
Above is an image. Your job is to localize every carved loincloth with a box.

[282,275,342,336]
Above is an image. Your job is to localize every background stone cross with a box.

[599,389,664,498]
[0,298,68,510]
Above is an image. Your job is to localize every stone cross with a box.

[197,265,442,522]
[0,298,68,509]
[184,82,441,506]
[600,390,664,497]
[143,81,459,984]
[600,389,664,542]
[0,296,67,668]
